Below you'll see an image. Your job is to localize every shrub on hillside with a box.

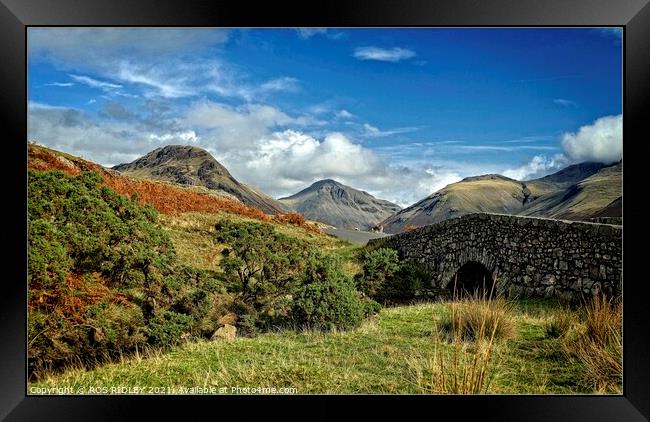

[355,248,400,297]
[215,219,310,331]
[375,261,431,303]
[355,249,432,304]
[28,170,227,378]
[292,251,374,331]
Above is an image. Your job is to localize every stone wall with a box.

[366,213,622,300]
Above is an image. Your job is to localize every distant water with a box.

[323,228,390,245]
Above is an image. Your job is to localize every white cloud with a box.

[70,74,122,92]
[353,47,416,62]
[296,28,328,39]
[30,28,296,102]
[598,28,622,39]
[149,130,198,144]
[29,28,229,63]
[503,114,622,180]
[503,154,569,181]
[457,145,557,152]
[259,77,299,93]
[553,98,578,107]
[561,114,622,164]
[335,109,354,120]
[44,82,74,87]
[222,129,465,206]
[362,123,421,138]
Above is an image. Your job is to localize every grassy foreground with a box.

[29,299,614,395]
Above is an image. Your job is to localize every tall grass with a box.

[412,282,516,394]
[568,295,622,393]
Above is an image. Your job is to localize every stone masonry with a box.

[366,213,622,300]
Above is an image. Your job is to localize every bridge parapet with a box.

[366,213,622,300]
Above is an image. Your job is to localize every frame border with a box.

[2,0,649,419]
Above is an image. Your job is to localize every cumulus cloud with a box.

[224,129,462,206]
[28,103,156,166]
[29,28,229,64]
[353,47,416,62]
[561,114,622,164]
[503,154,569,180]
[503,114,622,180]
[28,98,475,206]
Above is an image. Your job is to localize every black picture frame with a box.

[2,0,648,419]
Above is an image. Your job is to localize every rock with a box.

[212,324,237,341]
[541,274,556,286]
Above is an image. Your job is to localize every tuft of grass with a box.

[438,296,517,342]
[566,295,622,393]
[544,307,578,339]
[415,290,516,394]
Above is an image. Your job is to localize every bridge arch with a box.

[446,260,495,297]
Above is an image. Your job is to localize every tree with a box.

[215,219,308,324]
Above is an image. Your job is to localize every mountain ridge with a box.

[380,161,621,234]
[279,179,401,230]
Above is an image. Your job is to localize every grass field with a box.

[29,299,619,395]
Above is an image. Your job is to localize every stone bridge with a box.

[366,213,622,300]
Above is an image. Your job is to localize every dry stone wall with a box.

[366,213,622,300]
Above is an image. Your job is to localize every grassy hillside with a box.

[27,144,369,379]
[30,300,619,394]
[382,163,621,234]
[521,163,622,220]
[159,212,359,275]
[382,176,532,233]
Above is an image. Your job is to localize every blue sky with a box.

[28,28,622,206]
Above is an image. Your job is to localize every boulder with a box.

[212,324,237,341]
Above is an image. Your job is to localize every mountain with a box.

[113,145,286,214]
[520,162,622,220]
[381,162,621,234]
[532,161,610,186]
[278,179,401,230]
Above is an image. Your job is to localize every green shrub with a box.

[355,248,400,297]
[292,252,369,331]
[356,248,432,304]
[215,219,309,332]
[145,310,193,347]
[376,261,431,303]
[27,170,224,377]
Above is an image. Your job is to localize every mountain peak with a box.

[279,179,400,230]
[460,174,516,183]
[112,145,286,214]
